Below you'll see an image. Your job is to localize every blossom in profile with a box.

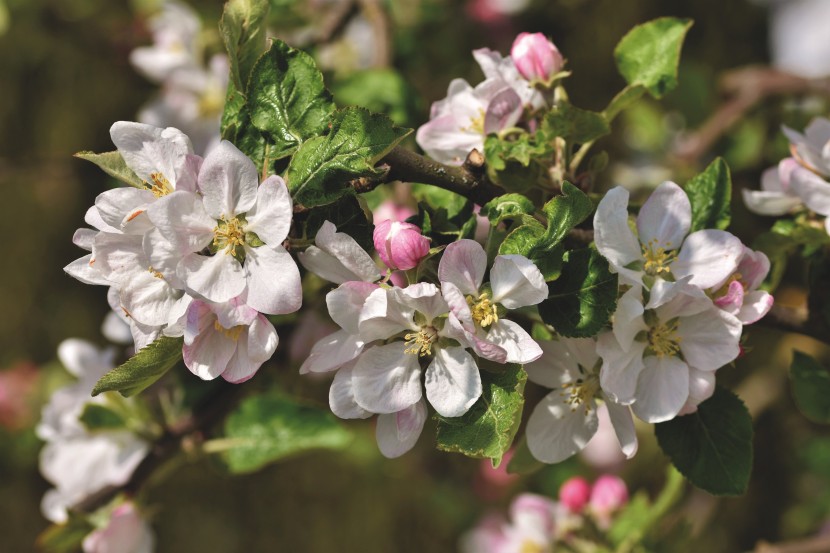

[298,220,383,284]
[373,220,430,271]
[742,158,803,216]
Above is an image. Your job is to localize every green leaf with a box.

[614,17,693,98]
[608,492,652,546]
[435,365,527,466]
[771,219,830,257]
[79,403,127,431]
[74,151,143,189]
[540,182,594,247]
[791,351,830,424]
[498,221,545,257]
[220,0,269,94]
[220,80,247,139]
[223,393,352,473]
[286,107,411,207]
[92,337,183,397]
[542,103,610,144]
[603,84,646,120]
[685,157,731,232]
[331,68,417,126]
[655,386,753,496]
[481,193,536,225]
[538,248,618,337]
[483,134,547,192]
[37,515,95,553]
[248,39,336,159]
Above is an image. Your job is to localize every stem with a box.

[747,536,830,553]
[616,466,686,553]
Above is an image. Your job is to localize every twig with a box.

[314,0,357,43]
[748,535,830,553]
[674,66,830,163]
[759,302,830,346]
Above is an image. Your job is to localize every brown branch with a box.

[758,302,830,346]
[314,0,357,43]
[674,67,830,164]
[748,535,830,553]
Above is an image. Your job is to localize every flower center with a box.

[462,108,486,135]
[648,319,682,358]
[641,239,677,276]
[148,172,174,198]
[404,326,438,357]
[148,266,164,279]
[213,216,246,257]
[519,541,547,553]
[213,320,245,341]
[467,293,499,328]
[560,375,600,413]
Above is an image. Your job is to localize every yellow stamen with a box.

[519,541,546,553]
[648,319,682,358]
[148,266,164,279]
[148,172,174,198]
[641,238,677,276]
[467,292,499,328]
[461,108,486,134]
[213,320,245,341]
[560,375,600,414]
[713,272,744,298]
[404,327,438,356]
[213,216,246,256]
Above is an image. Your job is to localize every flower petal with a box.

[597,334,646,405]
[424,346,482,417]
[438,239,487,296]
[199,140,259,218]
[95,188,156,234]
[526,391,598,463]
[636,181,691,251]
[120,270,181,327]
[244,175,293,245]
[146,190,214,252]
[525,338,588,389]
[352,343,423,414]
[376,400,428,459]
[673,229,744,289]
[329,363,373,419]
[313,221,382,283]
[358,288,416,343]
[244,244,302,315]
[631,355,689,423]
[109,121,196,190]
[789,165,830,215]
[486,319,542,364]
[299,330,364,374]
[737,290,774,325]
[593,187,643,285]
[183,321,237,381]
[603,399,638,459]
[741,189,802,216]
[677,308,742,370]
[177,252,246,303]
[490,255,548,308]
[326,281,379,334]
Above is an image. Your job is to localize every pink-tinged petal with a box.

[424,346,482,417]
[612,287,647,352]
[120,270,181,327]
[738,290,774,325]
[374,220,430,271]
[109,121,195,189]
[443,313,509,363]
[244,245,302,315]
[330,363,373,419]
[245,314,279,364]
[511,33,564,82]
[603,398,638,459]
[490,255,548,308]
[483,87,523,134]
[244,175,293,245]
[92,232,144,285]
[761,165,785,193]
[631,355,689,423]
[300,330,364,374]
[650,282,710,319]
[211,296,258,328]
[178,252,246,303]
[221,331,261,384]
[741,189,802,216]
[95,188,156,234]
[678,367,716,416]
[416,115,483,166]
[597,333,646,405]
[183,322,237,380]
[199,140,259,218]
[714,280,744,315]
[486,319,542,364]
[326,281,379,335]
[397,283,449,323]
[790,165,830,216]
[297,246,359,284]
[441,281,474,324]
[673,229,744,289]
[525,339,585,388]
[183,300,212,346]
[358,288,416,342]
[636,181,691,250]
[376,400,428,458]
[526,391,598,463]
[438,239,487,295]
[146,190,214,252]
[310,221,382,283]
[677,308,742,371]
[353,343,423,414]
[593,187,643,285]
[64,254,112,286]
[738,248,771,291]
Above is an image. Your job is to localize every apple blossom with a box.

[511,33,565,83]
[742,158,803,216]
[82,501,155,553]
[783,117,830,176]
[711,246,774,325]
[373,219,430,271]
[130,0,202,83]
[473,47,546,109]
[460,493,562,553]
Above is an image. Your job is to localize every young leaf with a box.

[481,193,536,225]
[248,39,335,159]
[614,17,693,98]
[791,350,830,424]
[685,157,731,232]
[220,0,269,94]
[79,403,127,431]
[542,103,610,144]
[538,248,617,337]
[223,393,352,474]
[92,336,183,397]
[435,364,527,467]
[74,151,143,189]
[654,386,753,496]
[603,84,646,121]
[540,182,594,247]
[286,107,412,207]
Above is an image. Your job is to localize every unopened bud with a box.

[373,220,430,271]
[589,475,628,523]
[559,476,591,513]
[511,32,564,82]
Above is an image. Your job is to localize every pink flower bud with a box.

[559,476,591,513]
[373,220,430,271]
[511,32,564,82]
[589,475,628,523]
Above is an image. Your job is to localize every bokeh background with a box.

[2,0,830,551]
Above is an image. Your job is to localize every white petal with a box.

[673,230,744,289]
[300,330,364,374]
[353,343,423,414]
[72,228,96,251]
[631,355,689,423]
[326,281,379,334]
[741,189,802,216]
[681,367,716,414]
[525,338,587,389]
[95,188,155,234]
[612,286,647,352]
[490,255,548,308]
[396,283,449,323]
[109,121,196,190]
[329,364,372,419]
[64,254,111,286]
[790,165,830,215]
[603,399,638,459]
[120,270,181,327]
[182,321,236,380]
[593,187,643,285]
[597,334,646,405]
[245,175,293,245]
[244,245,302,315]
[636,181,691,250]
[313,220,382,283]
[199,140,259,218]
[441,281,473,323]
[438,239,487,295]
[146,190,214,252]
[246,314,279,365]
[92,232,145,285]
[297,246,360,284]
[527,391,598,463]
[358,288,416,343]
[737,290,774,325]
[143,228,187,288]
[424,346,482,417]
[178,252,246,303]
[677,308,742,371]
[376,400,428,458]
[486,319,542,364]
[57,339,114,379]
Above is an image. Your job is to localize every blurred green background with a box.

[2,0,830,551]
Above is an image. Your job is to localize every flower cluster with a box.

[299,223,547,458]
[416,33,562,164]
[461,475,629,552]
[743,116,830,235]
[65,121,301,383]
[130,0,228,154]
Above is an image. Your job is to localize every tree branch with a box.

[758,302,830,346]
[748,535,830,553]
